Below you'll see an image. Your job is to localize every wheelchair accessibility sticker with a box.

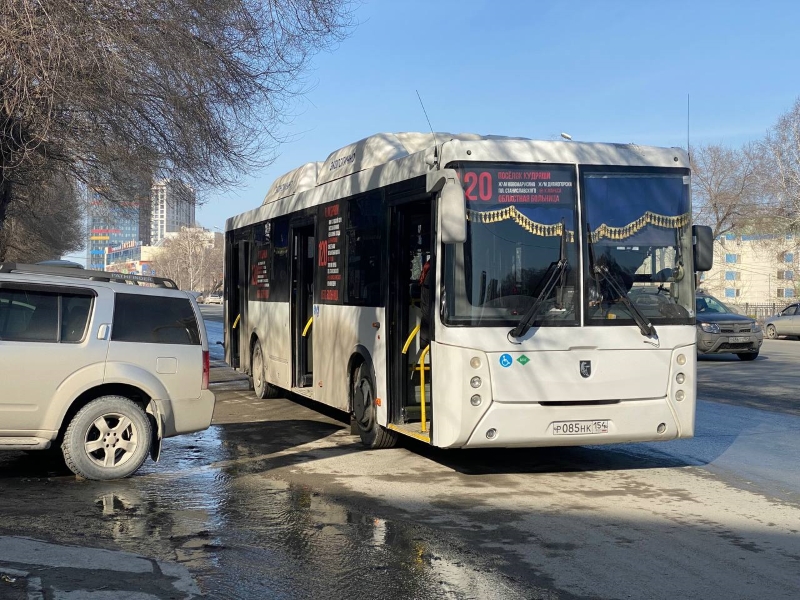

[499,353,513,368]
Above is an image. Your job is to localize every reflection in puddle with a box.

[1,424,532,599]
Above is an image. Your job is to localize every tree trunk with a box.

[0,176,12,261]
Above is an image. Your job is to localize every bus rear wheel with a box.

[352,363,397,449]
[252,341,281,399]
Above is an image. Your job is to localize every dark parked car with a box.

[695,291,763,360]
[764,303,800,339]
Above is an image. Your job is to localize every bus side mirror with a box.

[427,169,467,244]
[693,225,713,272]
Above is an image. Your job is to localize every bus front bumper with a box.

[463,397,689,448]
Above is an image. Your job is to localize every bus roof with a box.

[260,132,523,206]
[229,132,689,231]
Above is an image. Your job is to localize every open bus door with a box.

[291,223,315,388]
[225,232,250,370]
[388,199,434,440]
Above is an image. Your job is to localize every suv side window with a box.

[62,294,94,342]
[0,287,93,343]
[112,294,201,345]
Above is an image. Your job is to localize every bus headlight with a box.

[676,390,685,401]
[470,357,482,369]
[470,394,482,406]
[676,373,685,385]
[470,376,482,389]
[677,354,686,365]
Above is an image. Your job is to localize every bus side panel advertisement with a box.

[250,221,271,301]
[316,200,344,304]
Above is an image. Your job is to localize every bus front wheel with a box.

[252,341,281,399]
[352,363,397,449]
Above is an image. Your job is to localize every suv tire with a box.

[62,396,151,480]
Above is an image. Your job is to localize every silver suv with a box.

[696,291,763,360]
[0,263,215,479]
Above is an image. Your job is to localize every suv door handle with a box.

[97,324,111,340]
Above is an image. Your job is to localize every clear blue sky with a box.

[129,1,800,236]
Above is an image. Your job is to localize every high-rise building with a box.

[150,180,196,246]
[86,190,148,270]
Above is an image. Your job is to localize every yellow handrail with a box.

[302,316,313,337]
[419,344,430,433]
[401,324,421,355]
[232,314,241,329]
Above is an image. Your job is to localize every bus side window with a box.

[346,193,383,306]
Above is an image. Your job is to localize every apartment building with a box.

[700,233,798,305]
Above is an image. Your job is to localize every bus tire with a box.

[352,363,397,449]
[252,340,281,399]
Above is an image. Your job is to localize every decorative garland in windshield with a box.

[466,206,575,242]
[466,206,690,242]
[589,211,690,242]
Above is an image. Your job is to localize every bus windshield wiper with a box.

[509,220,568,339]
[586,223,657,339]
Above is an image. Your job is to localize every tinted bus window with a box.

[270,217,291,302]
[346,193,383,306]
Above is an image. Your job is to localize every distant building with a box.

[104,244,159,276]
[162,227,221,249]
[700,233,798,305]
[150,180,196,246]
[86,190,149,271]
[85,179,194,269]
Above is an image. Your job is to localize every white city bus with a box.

[224,133,713,449]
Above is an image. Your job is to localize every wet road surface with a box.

[1,309,799,599]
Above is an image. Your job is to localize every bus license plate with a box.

[729,336,749,343]
[552,420,609,435]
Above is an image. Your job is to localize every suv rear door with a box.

[105,292,203,402]
[0,283,110,432]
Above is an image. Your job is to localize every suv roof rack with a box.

[0,263,179,289]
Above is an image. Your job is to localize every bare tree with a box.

[690,143,762,238]
[0,0,353,259]
[0,162,84,261]
[150,227,221,291]
[761,98,800,233]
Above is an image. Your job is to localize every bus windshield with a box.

[443,163,579,327]
[584,169,693,326]
[443,164,694,328]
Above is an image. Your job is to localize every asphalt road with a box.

[1,312,799,599]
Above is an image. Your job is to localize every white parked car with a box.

[0,263,215,479]
[205,292,223,305]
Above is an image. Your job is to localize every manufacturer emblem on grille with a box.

[580,360,591,378]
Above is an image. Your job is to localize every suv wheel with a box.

[765,324,777,339]
[62,396,151,480]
